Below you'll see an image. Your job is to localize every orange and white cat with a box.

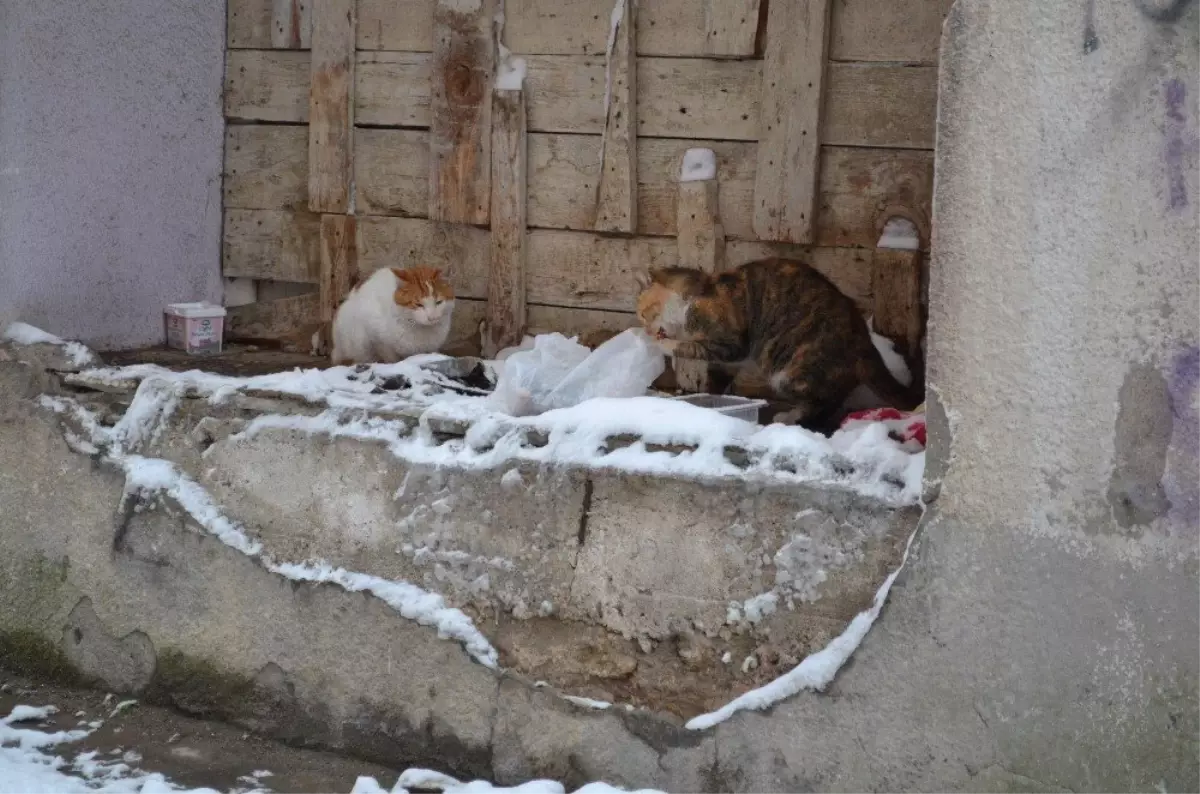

[330,267,455,365]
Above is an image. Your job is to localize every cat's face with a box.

[392,267,454,325]
[635,268,704,339]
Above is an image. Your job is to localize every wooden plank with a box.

[829,0,954,64]
[527,305,637,338]
[524,135,932,246]
[357,217,490,298]
[272,0,311,48]
[319,215,357,323]
[355,52,432,127]
[354,128,429,215]
[822,64,936,149]
[228,0,310,48]
[753,0,831,244]
[674,160,725,392]
[503,0,758,57]
[675,177,724,271]
[428,0,495,225]
[222,209,321,282]
[525,229,872,312]
[227,51,935,149]
[227,293,321,340]
[357,0,433,51]
[487,89,529,356]
[225,50,311,122]
[593,0,637,232]
[223,124,309,210]
[704,0,761,57]
[871,248,922,359]
[308,0,356,213]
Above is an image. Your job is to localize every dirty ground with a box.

[0,668,398,792]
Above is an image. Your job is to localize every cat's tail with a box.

[857,347,923,412]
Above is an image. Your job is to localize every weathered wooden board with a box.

[829,0,955,64]
[528,304,638,337]
[319,214,357,322]
[487,89,529,355]
[524,229,872,312]
[753,0,831,243]
[428,0,495,225]
[227,293,321,341]
[872,247,922,358]
[355,52,432,127]
[228,0,310,48]
[503,0,758,57]
[822,64,937,149]
[523,135,933,245]
[234,125,933,247]
[357,0,433,51]
[227,51,936,148]
[593,0,637,232]
[223,209,321,283]
[308,0,356,213]
[225,50,312,122]
[354,127,429,215]
[674,169,724,391]
[224,124,309,210]
[356,217,490,298]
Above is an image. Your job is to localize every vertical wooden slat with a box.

[752,0,831,243]
[704,0,761,57]
[486,89,528,357]
[308,0,355,213]
[429,0,495,225]
[675,150,725,393]
[594,0,637,233]
[319,214,358,322]
[271,0,311,48]
[872,248,923,361]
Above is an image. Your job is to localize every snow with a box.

[867,317,913,387]
[4,704,57,723]
[349,767,664,794]
[38,395,500,670]
[679,148,717,182]
[876,217,921,251]
[495,44,527,90]
[684,521,920,730]
[3,321,96,367]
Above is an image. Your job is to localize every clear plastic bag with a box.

[489,329,665,416]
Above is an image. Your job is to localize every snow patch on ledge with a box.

[679,148,716,182]
[3,321,96,368]
[37,394,499,670]
[684,524,919,730]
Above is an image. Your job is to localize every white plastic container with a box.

[671,393,768,424]
[164,302,226,354]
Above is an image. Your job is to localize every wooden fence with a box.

[221,0,950,370]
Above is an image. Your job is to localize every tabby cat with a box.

[636,258,919,428]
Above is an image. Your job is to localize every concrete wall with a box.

[0,0,224,350]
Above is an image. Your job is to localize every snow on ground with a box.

[0,704,659,794]
[3,321,97,367]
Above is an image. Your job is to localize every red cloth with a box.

[840,407,926,451]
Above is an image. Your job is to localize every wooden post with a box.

[594,0,637,233]
[486,88,528,357]
[872,216,923,362]
[429,0,495,226]
[271,0,311,48]
[675,149,725,393]
[752,0,831,243]
[704,0,761,57]
[319,214,357,322]
[308,0,355,213]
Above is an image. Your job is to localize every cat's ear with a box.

[632,270,652,291]
[391,267,411,281]
[429,268,443,281]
